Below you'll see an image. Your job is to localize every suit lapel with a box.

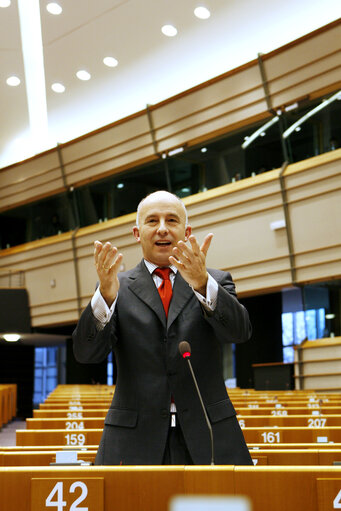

[167,271,193,329]
[128,260,167,328]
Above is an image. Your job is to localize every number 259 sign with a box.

[31,478,104,511]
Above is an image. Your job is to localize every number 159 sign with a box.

[31,478,104,511]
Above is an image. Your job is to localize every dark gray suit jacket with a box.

[73,260,252,465]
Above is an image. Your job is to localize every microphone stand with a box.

[179,341,214,465]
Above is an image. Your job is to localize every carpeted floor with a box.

[0,418,26,446]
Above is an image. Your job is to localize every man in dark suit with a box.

[73,190,252,465]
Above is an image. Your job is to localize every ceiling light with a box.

[3,334,21,342]
[295,126,301,132]
[325,313,335,319]
[51,82,65,93]
[76,70,91,81]
[103,57,118,68]
[242,116,279,149]
[260,132,266,137]
[168,146,184,156]
[46,2,62,15]
[18,0,50,154]
[201,147,207,153]
[6,76,21,86]
[284,102,298,112]
[283,90,341,139]
[0,0,11,7]
[161,25,177,37]
[117,183,124,189]
[194,6,211,19]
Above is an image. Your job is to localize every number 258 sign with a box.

[31,478,104,511]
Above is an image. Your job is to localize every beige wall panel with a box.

[236,271,292,295]
[304,360,341,375]
[0,182,65,211]
[267,51,341,95]
[60,114,150,163]
[185,173,281,214]
[301,345,340,361]
[295,260,341,283]
[289,189,341,253]
[156,102,267,152]
[197,208,289,272]
[188,190,283,225]
[271,68,341,108]
[0,241,74,272]
[65,147,156,185]
[24,261,77,307]
[152,64,262,127]
[264,23,341,80]
[284,150,341,185]
[154,89,264,141]
[64,134,153,176]
[303,374,341,389]
[0,172,65,211]
[188,198,285,233]
[30,298,78,316]
[295,245,341,268]
[227,256,290,280]
[0,167,63,196]
[0,151,60,187]
[287,175,341,204]
[33,310,79,327]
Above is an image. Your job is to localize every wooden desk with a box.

[0,466,340,511]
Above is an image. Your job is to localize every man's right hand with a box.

[94,241,123,307]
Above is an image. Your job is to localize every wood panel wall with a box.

[0,19,340,212]
[0,149,340,328]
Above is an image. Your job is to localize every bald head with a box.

[136,191,188,228]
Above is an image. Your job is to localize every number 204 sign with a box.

[31,478,104,511]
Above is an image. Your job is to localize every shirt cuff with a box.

[192,273,218,311]
[91,286,117,329]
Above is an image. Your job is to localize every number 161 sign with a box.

[31,478,104,511]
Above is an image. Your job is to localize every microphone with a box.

[179,341,214,465]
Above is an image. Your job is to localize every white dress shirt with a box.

[91,260,218,329]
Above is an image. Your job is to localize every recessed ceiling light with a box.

[260,132,266,137]
[103,57,118,68]
[76,70,91,81]
[295,126,301,132]
[3,333,21,342]
[46,2,62,15]
[51,82,65,93]
[161,24,177,37]
[6,75,21,86]
[0,0,11,7]
[117,183,124,189]
[201,147,207,153]
[194,6,211,19]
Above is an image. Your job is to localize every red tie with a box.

[154,267,173,317]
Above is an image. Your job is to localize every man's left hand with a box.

[169,233,213,296]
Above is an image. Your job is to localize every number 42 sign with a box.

[31,478,104,511]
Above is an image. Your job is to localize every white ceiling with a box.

[0,0,340,169]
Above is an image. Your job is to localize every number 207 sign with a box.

[31,478,104,511]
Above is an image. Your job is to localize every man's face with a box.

[133,192,191,267]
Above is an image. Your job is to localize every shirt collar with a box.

[144,259,177,275]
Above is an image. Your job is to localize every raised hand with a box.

[169,233,213,296]
[94,241,123,307]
